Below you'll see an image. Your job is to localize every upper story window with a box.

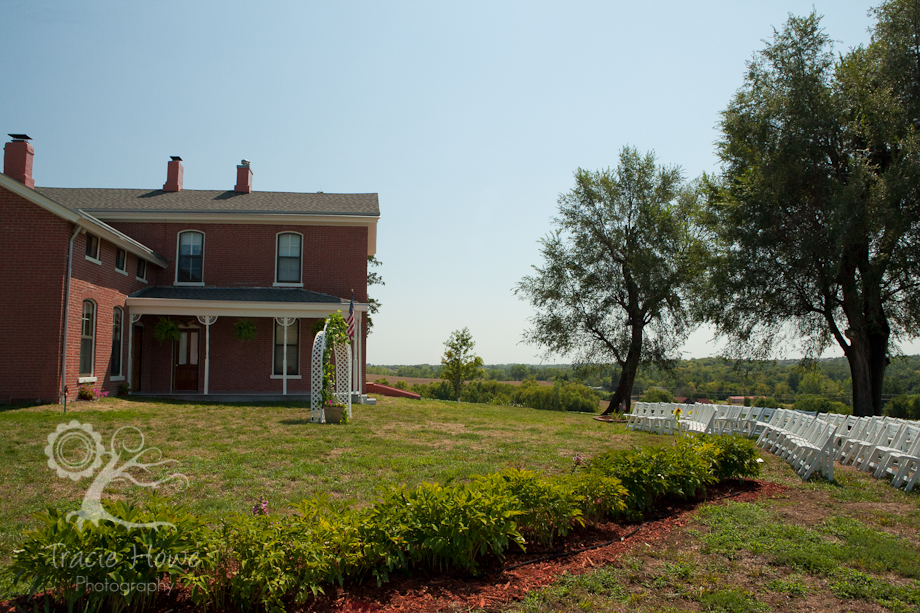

[136,258,147,282]
[115,248,127,273]
[275,232,302,285]
[85,233,100,263]
[80,300,96,377]
[176,231,204,284]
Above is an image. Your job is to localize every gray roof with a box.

[34,188,379,217]
[131,286,349,304]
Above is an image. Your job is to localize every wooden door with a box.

[173,330,199,391]
[132,325,143,392]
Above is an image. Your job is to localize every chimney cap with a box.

[8,134,31,141]
[170,156,183,162]
[239,159,250,167]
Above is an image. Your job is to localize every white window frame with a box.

[79,300,96,382]
[273,231,304,287]
[84,232,101,265]
[111,306,125,380]
[136,258,148,283]
[271,319,302,378]
[174,230,205,286]
[115,247,128,275]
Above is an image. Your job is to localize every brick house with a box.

[0,135,378,404]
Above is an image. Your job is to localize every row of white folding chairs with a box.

[755,411,836,480]
[835,416,920,491]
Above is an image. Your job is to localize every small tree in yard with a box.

[441,328,484,400]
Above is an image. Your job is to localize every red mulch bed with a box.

[3,480,786,613]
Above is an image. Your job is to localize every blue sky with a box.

[4,0,913,364]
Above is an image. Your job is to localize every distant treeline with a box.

[368,356,920,413]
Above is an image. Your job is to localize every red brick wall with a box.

[65,231,154,400]
[108,222,368,302]
[0,187,70,403]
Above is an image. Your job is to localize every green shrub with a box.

[411,380,455,400]
[581,435,759,516]
[794,395,851,415]
[513,379,599,413]
[566,471,629,525]
[640,387,674,403]
[751,396,782,408]
[8,500,216,613]
[394,380,408,390]
[476,469,583,547]
[883,394,920,420]
[373,377,390,385]
[357,481,524,579]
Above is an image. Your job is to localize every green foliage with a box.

[320,312,349,405]
[794,395,852,415]
[373,377,389,385]
[357,481,524,578]
[440,328,484,400]
[232,319,257,341]
[516,147,705,412]
[393,380,408,391]
[751,396,782,409]
[883,394,920,420]
[8,500,215,613]
[581,435,760,516]
[366,255,384,334]
[153,317,180,342]
[475,469,583,547]
[640,387,674,403]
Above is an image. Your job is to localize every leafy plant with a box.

[233,319,257,341]
[153,317,180,342]
[77,385,109,401]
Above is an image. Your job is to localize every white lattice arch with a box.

[310,321,353,423]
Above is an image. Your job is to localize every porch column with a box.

[197,316,219,395]
[127,313,142,392]
[275,317,296,395]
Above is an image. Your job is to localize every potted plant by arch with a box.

[321,312,349,424]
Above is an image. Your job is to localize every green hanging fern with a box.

[234,318,257,341]
[153,317,181,342]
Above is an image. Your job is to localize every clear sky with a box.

[3,0,915,365]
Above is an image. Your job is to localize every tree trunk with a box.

[602,323,644,415]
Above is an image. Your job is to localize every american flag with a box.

[346,292,355,339]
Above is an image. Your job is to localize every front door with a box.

[173,329,199,391]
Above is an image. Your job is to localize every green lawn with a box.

[0,393,662,600]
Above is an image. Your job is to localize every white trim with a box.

[136,277,148,283]
[126,296,368,318]
[0,173,169,266]
[116,269,129,276]
[85,255,102,265]
[111,376,125,382]
[270,374,302,380]
[274,231,303,285]
[79,299,96,379]
[112,306,125,379]
[78,376,97,384]
[84,231,101,264]
[175,230,205,285]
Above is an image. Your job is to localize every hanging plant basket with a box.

[153,317,181,342]
[234,318,257,341]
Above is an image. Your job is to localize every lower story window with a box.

[273,319,299,375]
[80,300,96,376]
[111,307,123,376]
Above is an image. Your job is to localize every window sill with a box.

[273,282,304,288]
[78,376,97,383]
[136,277,148,283]
[174,282,205,287]
[85,256,101,265]
[270,374,302,380]
[111,376,125,382]
[116,268,128,276]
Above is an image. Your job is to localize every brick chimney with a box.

[4,134,35,188]
[163,156,183,192]
[234,159,252,193]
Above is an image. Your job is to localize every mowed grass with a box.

[0,395,661,576]
[507,451,920,613]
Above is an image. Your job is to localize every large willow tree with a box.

[517,147,703,414]
[703,3,920,416]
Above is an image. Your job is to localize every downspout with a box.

[60,225,83,404]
